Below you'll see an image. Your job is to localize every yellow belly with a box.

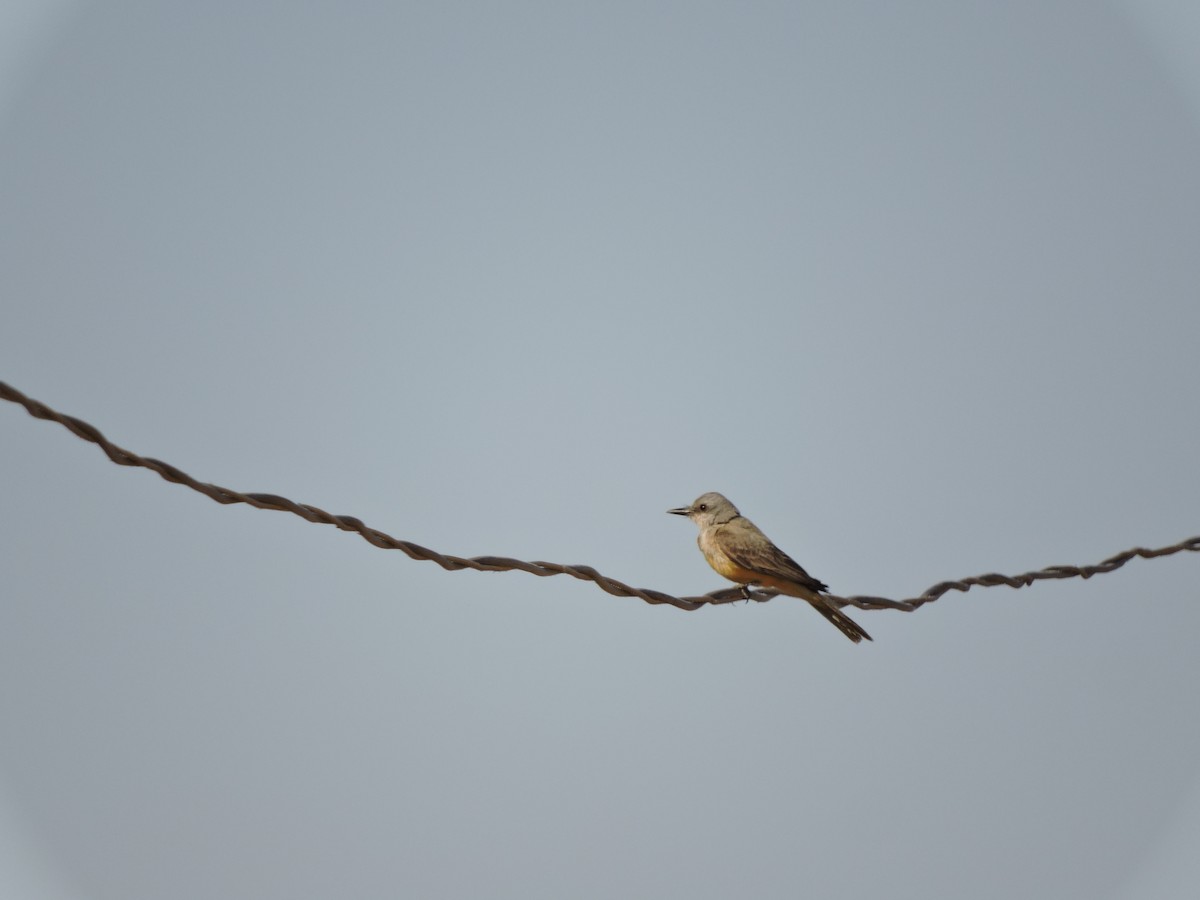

[705,552,762,585]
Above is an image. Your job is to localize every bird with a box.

[668,492,871,643]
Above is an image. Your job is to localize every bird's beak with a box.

[667,506,691,516]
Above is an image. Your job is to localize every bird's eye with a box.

[698,504,707,511]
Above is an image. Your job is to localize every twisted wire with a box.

[3,379,1196,614]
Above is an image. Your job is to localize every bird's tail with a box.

[810,598,872,644]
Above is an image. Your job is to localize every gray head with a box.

[667,492,741,529]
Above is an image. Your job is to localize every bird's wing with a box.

[718,519,829,593]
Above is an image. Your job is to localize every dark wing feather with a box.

[720,521,829,593]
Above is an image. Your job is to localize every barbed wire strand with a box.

[3,379,1197,614]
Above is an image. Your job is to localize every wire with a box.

[3,379,1196,614]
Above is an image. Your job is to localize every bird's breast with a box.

[698,529,761,584]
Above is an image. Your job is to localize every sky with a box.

[2,3,1199,899]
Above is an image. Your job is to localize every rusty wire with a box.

[3,379,1197,615]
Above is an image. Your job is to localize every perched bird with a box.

[668,492,871,644]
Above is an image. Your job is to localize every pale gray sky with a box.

[2,4,1199,899]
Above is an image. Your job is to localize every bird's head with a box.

[667,492,740,528]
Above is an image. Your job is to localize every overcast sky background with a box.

[2,3,1200,899]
